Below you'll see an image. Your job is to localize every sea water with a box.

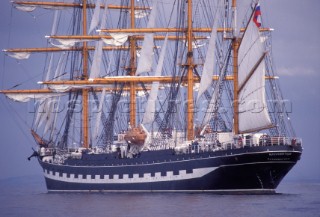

[0,176,319,217]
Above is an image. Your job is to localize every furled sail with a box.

[142,35,168,125]
[6,52,31,60]
[5,92,64,103]
[183,40,207,49]
[135,0,158,75]
[47,84,107,92]
[50,39,95,49]
[197,0,222,101]
[238,6,272,133]
[101,33,128,46]
[13,3,65,12]
[14,5,36,12]
[132,10,149,19]
[50,39,78,49]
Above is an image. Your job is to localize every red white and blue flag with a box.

[253,4,262,27]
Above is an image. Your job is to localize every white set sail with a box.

[89,40,104,79]
[136,0,158,75]
[90,0,109,79]
[202,65,224,128]
[142,35,168,125]
[36,53,66,133]
[34,10,62,133]
[89,0,102,34]
[237,7,272,133]
[93,88,107,142]
[136,34,154,74]
[197,0,223,101]
[234,0,256,37]
[99,0,109,34]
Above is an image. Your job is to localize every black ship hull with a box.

[39,145,302,193]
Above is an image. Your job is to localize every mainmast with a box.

[232,0,240,135]
[82,0,89,148]
[129,0,137,128]
[186,0,194,140]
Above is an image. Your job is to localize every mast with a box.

[129,0,137,127]
[232,0,240,135]
[186,0,194,140]
[82,0,89,148]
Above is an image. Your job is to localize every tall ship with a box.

[1,0,302,193]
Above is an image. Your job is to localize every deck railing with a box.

[231,136,302,149]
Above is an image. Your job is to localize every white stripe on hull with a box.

[43,167,218,184]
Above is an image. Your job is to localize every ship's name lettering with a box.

[268,153,292,156]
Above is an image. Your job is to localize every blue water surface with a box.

[0,176,319,217]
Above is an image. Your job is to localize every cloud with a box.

[277,66,318,77]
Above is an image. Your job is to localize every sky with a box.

[0,0,319,182]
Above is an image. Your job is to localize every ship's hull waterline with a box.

[39,145,302,193]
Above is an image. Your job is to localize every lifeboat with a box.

[124,126,147,146]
